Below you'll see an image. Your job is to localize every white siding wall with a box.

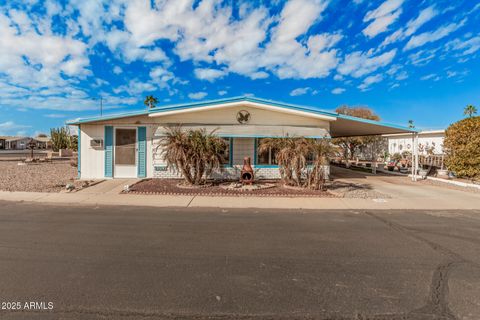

[232,138,254,165]
[79,124,105,179]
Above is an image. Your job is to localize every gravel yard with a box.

[0,160,78,192]
[128,179,336,197]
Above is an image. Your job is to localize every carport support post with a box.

[411,132,419,182]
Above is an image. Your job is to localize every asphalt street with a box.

[0,201,479,319]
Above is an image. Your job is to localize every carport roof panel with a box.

[330,114,418,138]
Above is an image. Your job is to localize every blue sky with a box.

[0,0,479,136]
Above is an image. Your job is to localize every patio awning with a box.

[154,124,330,138]
[329,115,417,138]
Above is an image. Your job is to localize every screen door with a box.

[114,128,137,177]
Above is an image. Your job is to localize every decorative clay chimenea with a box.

[240,156,254,184]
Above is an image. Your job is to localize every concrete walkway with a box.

[0,168,479,209]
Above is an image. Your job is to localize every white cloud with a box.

[331,87,345,94]
[44,114,67,118]
[338,49,397,78]
[381,6,437,47]
[358,74,383,91]
[0,12,90,88]
[113,66,122,75]
[420,73,440,81]
[290,87,311,96]
[188,92,208,100]
[262,3,342,79]
[404,19,466,51]
[408,49,437,66]
[0,121,31,136]
[218,90,228,96]
[446,36,480,56]
[363,0,404,38]
[113,79,156,95]
[194,68,227,82]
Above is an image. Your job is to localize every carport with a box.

[329,113,419,181]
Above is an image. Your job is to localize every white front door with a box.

[114,128,137,178]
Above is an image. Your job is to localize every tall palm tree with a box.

[159,127,227,185]
[408,120,415,128]
[144,95,158,109]
[464,105,478,118]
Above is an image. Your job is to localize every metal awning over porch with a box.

[154,124,330,138]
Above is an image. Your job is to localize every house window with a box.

[256,138,278,166]
[220,138,232,166]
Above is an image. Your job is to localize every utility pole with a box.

[100,97,103,116]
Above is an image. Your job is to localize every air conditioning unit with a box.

[90,139,104,148]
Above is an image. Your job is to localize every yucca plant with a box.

[159,126,227,185]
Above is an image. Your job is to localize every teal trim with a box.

[253,138,257,165]
[104,126,113,178]
[67,95,417,134]
[228,137,233,166]
[67,110,149,125]
[77,125,81,179]
[218,134,330,138]
[255,165,279,168]
[137,126,147,178]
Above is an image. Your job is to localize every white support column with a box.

[411,132,419,181]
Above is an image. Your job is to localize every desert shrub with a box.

[444,116,480,179]
[259,137,336,189]
[159,126,227,185]
[50,127,78,152]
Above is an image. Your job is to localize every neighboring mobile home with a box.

[384,130,445,155]
[4,136,31,150]
[67,97,417,180]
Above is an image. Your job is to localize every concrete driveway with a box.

[330,166,480,208]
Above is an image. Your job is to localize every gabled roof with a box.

[67,96,338,125]
[67,96,418,137]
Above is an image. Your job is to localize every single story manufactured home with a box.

[67,96,418,180]
[3,136,31,150]
[384,130,445,155]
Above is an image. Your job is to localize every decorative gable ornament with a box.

[236,110,250,124]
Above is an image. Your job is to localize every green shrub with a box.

[50,127,78,152]
[444,116,480,179]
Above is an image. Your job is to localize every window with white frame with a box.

[256,138,278,165]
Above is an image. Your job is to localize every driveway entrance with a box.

[330,166,480,206]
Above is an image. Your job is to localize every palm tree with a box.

[306,139,338,190]
[159,126,227,185]
[259,137,335,188]
[408,120,415,128]
[144,95,158,109]
[464,105,477,118]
